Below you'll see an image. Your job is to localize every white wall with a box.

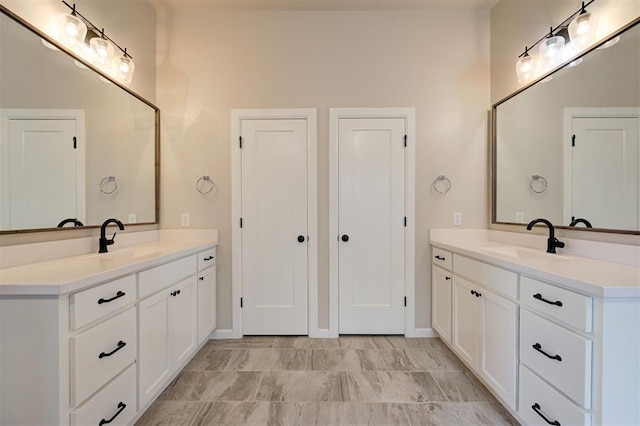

[155,5,491,330]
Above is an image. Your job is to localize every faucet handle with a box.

[107,232,117,245]
[553,237,565,249]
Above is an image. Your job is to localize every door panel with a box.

[338,118,405,334]
[241,119,308,334]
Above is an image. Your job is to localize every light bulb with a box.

[516,54,536,83]
[539,35,565,69]
[111,53,135,84]
[90,36,115,70]
[569,9,598,49]
[55,13,87,51]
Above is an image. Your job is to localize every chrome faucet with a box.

[569,217,593,228]
[526,218,565,254]
[99,218,125,253]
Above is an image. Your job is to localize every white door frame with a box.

[329,108,416,338]
[563,107,640,225]
[226,109,318,339]
[0,108,86,230]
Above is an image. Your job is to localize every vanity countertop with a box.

[0,239,217,296]
[430,235,640,298]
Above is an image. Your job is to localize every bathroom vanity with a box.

[430,229,640,426]
[0,238,217,425]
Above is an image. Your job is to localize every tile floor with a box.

[136,336,520,425]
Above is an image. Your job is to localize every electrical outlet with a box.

[515,212,525,223]
[181,213,190,227]
[453,212,462,226]
[128,213,137,223]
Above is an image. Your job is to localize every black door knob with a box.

[341,235,349,242]
[297,235,305,243]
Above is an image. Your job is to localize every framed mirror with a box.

[0,5,159,234]
[492,17,640,234]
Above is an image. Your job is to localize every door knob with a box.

[297,235,305,243]
[341,235,349,242]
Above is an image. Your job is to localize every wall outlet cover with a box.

[515,212,525,223]
[128,213,137,223]
[181,213,190,227]
[453,212,462,226]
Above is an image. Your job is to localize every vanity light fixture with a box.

[515,0,596,83]
[56,1,135,84]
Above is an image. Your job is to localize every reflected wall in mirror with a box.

[493,18,640,233]
[0,6,158,233]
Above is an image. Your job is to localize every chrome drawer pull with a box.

[99,341,126,359]
[434,255,446,261]
[532,403,561,426]
[533,293,563,307]
[97,291,125,305]
[533,343,562,361]
[99,402,126,426]
[204,256,214,261]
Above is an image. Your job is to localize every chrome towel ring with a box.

[530,175,548,194]
[433,175,451,194]
[196,176,217,195]
[99,176,118,194]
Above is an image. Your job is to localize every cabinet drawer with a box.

[70,275,136,329]
[197,247,216,271]
[453,254,518,299]
[521,309,592,408]
[519,364,591,426]
[521,276,592,332]
[139,255,196,298]
[71,363,137,426]
[432,247,452,271]
[71,307,136,405]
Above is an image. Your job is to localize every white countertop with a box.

[430,232,640,298]
[0,239,217,296]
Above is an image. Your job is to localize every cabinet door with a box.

[453,276,479,369]
[170,276,197,369]
[432,266,452,344]
[480,289,517,409]
[138,290,170,408]
[197,266,216,343]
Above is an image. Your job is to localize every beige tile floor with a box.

[136,336,520,425]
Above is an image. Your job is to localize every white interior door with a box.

[241,119,308,335]
[571,116,639,230]
[338,117,405,334]
[7,118,80,229]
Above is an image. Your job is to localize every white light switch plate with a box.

[181,213,190,227]
[128,213,137,223]
[515,212,524,223]
[453,212,462,226]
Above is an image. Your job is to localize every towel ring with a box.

[433,175,451,194]
[196,176,216,195]
[99,176,118,194]
[530,175,548,194]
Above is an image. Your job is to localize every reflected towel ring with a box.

[99,176,118,194]
[530,175,548,194]
[196,176,217,195]
[433,175,451,194]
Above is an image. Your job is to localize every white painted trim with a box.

[311,328,333,338]
[413,328,439,338]
[329,108,416,338]
[231,109,318,338]
[562,107,640,225]
[210,328,242,340]
[0,109,86,230]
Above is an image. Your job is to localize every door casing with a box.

[228,109,318,339]
[329,108,416,338]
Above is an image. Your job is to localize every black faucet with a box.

[57,218,84,228]
[526,218,565,254]
[569,217,593,228]
[99,218,125,253]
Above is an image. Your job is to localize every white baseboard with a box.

[309,328,332,338]
[407,328,438,338]
[209,329,242,339]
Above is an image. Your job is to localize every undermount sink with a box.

[480,246,574,261]
[82,247,163,261]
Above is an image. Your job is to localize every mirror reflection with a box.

[0,8,158,232]
[494,20,640,233]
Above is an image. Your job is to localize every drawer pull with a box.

[199,277,205,281]
[434,255,446,261]
[97,291,125,305]
[531,403,561,426]
[171,290,182,297]
[204,256,214,261]
[99,341,126,359]
[533,293,563,307]
[533,343,562,361]
[470,290,482,297]
[99,402,126,426]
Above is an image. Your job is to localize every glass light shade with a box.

[112,55,135,84]
[539,35,565,69]
[516,54,536,83]
[569,11,597,49]
[90,36,115,70]
[55,13,87,51]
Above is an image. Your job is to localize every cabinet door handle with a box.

[99,341,126,359]
[341,235,349,242]
[470,290,476,296]
[199,277,204,281]
[533,293,563,307]
[434,255,445,261]
[531,403,561,426]
[475,292,482,297]
[98,291,125,305]
[532,343,562,361]
[445,276,451,281]
[99,402,126,426]
[204,256,214,261]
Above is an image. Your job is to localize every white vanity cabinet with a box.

[431,248,452,344]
